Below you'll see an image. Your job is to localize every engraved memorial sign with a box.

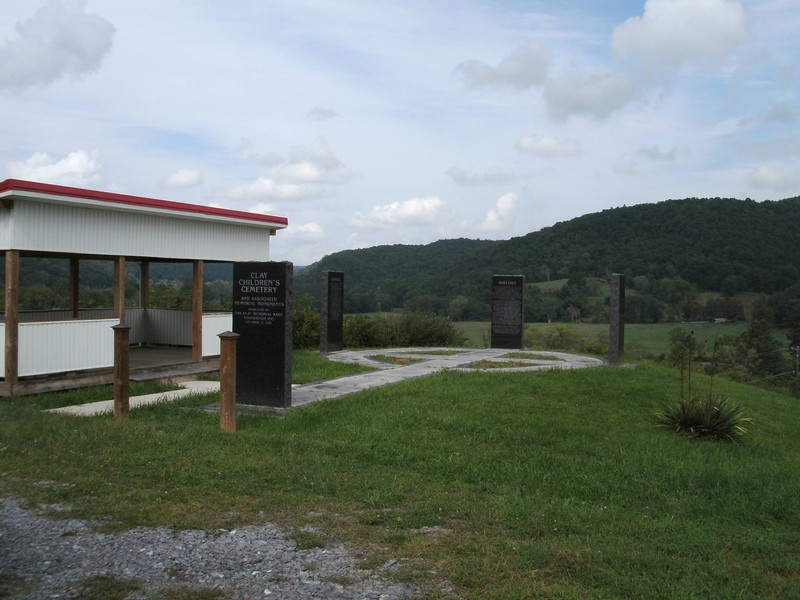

[233,261,293,407]
[491,275,525,349]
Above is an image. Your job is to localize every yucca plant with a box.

[656,393,752,441]
[658,331,752,442]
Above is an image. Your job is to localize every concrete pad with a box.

[293,348,603,406]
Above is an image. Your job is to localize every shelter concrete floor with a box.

[129,346,194,369]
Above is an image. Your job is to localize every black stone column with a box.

[320,271,344,353]
[609,273,625,364]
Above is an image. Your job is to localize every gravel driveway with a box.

[0,496,416,599]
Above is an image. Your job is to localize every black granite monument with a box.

[490,275,525,349]
[320,270,344,353]
[609,273,625,364]
[232,261,293,407]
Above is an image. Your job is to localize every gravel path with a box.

[0,496,416,599]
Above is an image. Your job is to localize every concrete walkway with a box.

[294,347,602,406]
[47,380,222,417]
[49,348,604,416]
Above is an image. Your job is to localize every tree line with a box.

[295,196,800,324]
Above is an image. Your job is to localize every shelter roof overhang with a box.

[0,179,289,262]
[0,179,288,230]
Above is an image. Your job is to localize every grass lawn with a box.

[1,359,799,598]
[457,320,491,347]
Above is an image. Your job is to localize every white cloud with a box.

[285,222,325,243]
[230,138,352,201]
[7,150,101,186]
[0,0,115,91]
[516,134,580,158]
[636,145,678,160]
[232,139,283,167]
[446,166,516,186]
[453,44,550,90]
[269,161,350,185]
[248,201,279,215]
[230,178,320,201]
[746,164,800,190]
[543,69,637,121]
[307,107,337,121]
[163,168,202,189]
[614,160,640,176]
[764,104,795,123]
[612,0,747,72]
[469,192,518,233]
[265,138,351,185]
[350,196,445,228]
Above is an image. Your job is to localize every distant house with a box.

[0,179,287,395]
[714,317,728,324]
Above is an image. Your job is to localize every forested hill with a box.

[294,196,800,312]
[295,238,496,312]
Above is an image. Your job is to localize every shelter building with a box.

[0,179,288,396]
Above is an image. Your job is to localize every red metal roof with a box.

[0,179,288,227]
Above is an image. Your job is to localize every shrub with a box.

[292,294,321,349]
[344,312,462,348]
[655,394,752,441]
[397,311,462,346]
[344,314,400,348]
[525,323,582,351]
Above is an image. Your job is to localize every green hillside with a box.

[295,238,496,312]
[295,196,800,323]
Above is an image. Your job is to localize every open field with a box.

[2,359,799,599]
[456,320,781,360]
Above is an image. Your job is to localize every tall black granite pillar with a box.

[232,261,293,407]
[490,275,525,349]
[320,271,344,353]
[609,273,625,365]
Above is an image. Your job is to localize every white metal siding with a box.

[8,201,271,261]
[127,308,146,344]
[17,319,117,377]
[202,313,232,356]
[0,209,12,248]
[0,312,230,378]
[144,309,193,345]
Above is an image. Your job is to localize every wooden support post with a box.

[4,250,19,387]
[140,261,150,309]
[218,331,239,432]
[69,257,80,318]
[192,260,204,362]
[113,324,131,420]
[113,256,126,325]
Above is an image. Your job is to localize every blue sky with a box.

[1,0,798,264]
